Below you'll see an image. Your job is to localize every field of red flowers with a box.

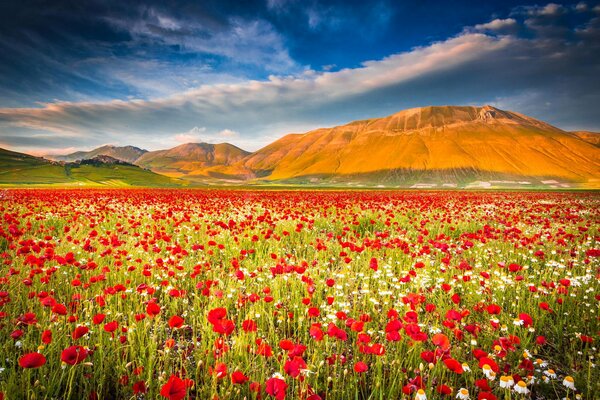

[0,189,598,400]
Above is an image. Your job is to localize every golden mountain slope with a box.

[234,105,600,184]
[570,131,600,147]
[135,143,250,177]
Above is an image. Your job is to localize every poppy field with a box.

[0,189,598,400]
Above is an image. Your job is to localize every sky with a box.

[0,0,599,155]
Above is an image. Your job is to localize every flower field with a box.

[0,189,598,400]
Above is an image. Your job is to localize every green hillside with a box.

[0,148,185,187]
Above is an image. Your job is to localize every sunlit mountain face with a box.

[0,0,598,158]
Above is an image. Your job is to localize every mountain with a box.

[0,148,182,187]
[135,142,250,178]
[226,105,600,188]
[47,145,147,163]
[6,106,600,188]
[570,131,600,147]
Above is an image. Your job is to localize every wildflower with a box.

[19,352,46,368]
[415,388,427,400]
[160,375,187,400]
[481,364,495,380]
[168,315,184,329]
[61,346,88,365]
[513,380,529,394]
[456,388,470,399]
[535,358,548,368]
[231,371,249,384]
[499,375,514,388]
[562,376,576,390]
[543,369,557,379]
[265,375,288,400]
[354,361,368,373]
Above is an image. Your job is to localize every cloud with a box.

[1,2,599,154]
[172,127,240,146]
[105,10,298,73]
[473,18,519,34]
[513,3,566,17]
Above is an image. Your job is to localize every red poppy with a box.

[354,361,368,373]
[72,326,89,340]
[132,381,147,394]
[242,319,257,332]
[160,375,187,400]
[41,330,52,344]
[284,356,307,377]
[436,384,453,395]
[103,321,118,333]
[147,302,161,317]
[265,376,288,400]
[168,315,184,329]
[432,333,450,351]
[214,362,227,379]
[19,352,46,368]
[61,345,89,365]
[92,314,106,324]
[443,358,463,374]
[231,370,249,384]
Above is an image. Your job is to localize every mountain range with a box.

[3,105,599,188]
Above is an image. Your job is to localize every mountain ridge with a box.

[7,105,600,188]
[46,145,147,163]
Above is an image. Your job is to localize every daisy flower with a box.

[562,376,576,390]
[499,375,514,388]
[456,388,470,399]
[513,380,529,394]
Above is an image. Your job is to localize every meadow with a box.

[0,189,598,400]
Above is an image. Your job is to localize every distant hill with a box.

[0,148,183,187]
[47,145,147,163]
[135,142,250,178]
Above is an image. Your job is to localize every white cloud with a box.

[218,129,239,138]
[473,18,518,33]
[105,11,297,73]
[174,126,207,143]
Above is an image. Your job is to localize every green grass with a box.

[0,148,185,187]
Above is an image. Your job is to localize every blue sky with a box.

[0,0,598,154]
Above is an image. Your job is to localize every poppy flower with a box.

[354,361,368,373]
[132,381,147,394]
[213,362,227,379]
[265,376,288,400]
[432,333,450,351]
[443,358,464,374]
[284,356,307,378]
[61,345,89,365]
[92,314,106,324]
[41,330,52,344]
[160,375,187,400]
[168,315,184,329]
[231,370,249,384]
[242,319,257,332]
[147,302,161,317]
[103,321,118,333]
[19,352,46,368]
[72,326,89,340]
